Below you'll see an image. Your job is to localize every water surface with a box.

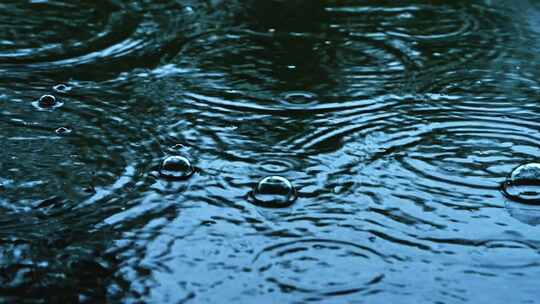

[1,0,540,302]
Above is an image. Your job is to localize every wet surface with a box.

[1,0,540,302]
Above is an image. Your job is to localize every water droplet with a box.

[159,155,194,180]
[250,176,297,208]
[502,163,540,205]
[38,95,57,107]
[53,84,71,93]
[55,127,72,135]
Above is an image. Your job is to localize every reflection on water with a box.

[1,0,540,302]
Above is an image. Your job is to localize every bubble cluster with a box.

[502,163,540,205]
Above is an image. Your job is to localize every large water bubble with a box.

[250,175,297,208]
[33,94,63,110]
[502,163,540,205]
[38,94,57,108]
[159,155,194,180]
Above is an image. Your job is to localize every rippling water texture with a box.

[2,0,540,302]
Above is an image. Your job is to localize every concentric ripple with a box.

[176,29,412,113]
[0,84,163,211]
[0,1,121,62]
[326,1,517,79]
[167,26,413,157]
[253,239,387,295]
[0,0,145,73]
[375,110,540,199]
[0,0,195,78]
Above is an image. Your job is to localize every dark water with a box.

[1,0,540,302]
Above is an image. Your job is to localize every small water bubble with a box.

[55,127,72,135]
[250,176,297,208]
[159,155,194,180]
[502,163,540,205]
[282,91,317,105]
[53,84,71,93]
[171,143,186,151]
[398,12,414,19]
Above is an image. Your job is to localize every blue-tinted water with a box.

[1,0,540,302]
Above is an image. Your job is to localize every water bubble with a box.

[33,94,63,110]
[55,127,72,135]
[282,91,317,106]
[250,176,297,208]
[159,155,194,180]
[53,84,71,93]
[502,163,540,205]
[38,95,57,107]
